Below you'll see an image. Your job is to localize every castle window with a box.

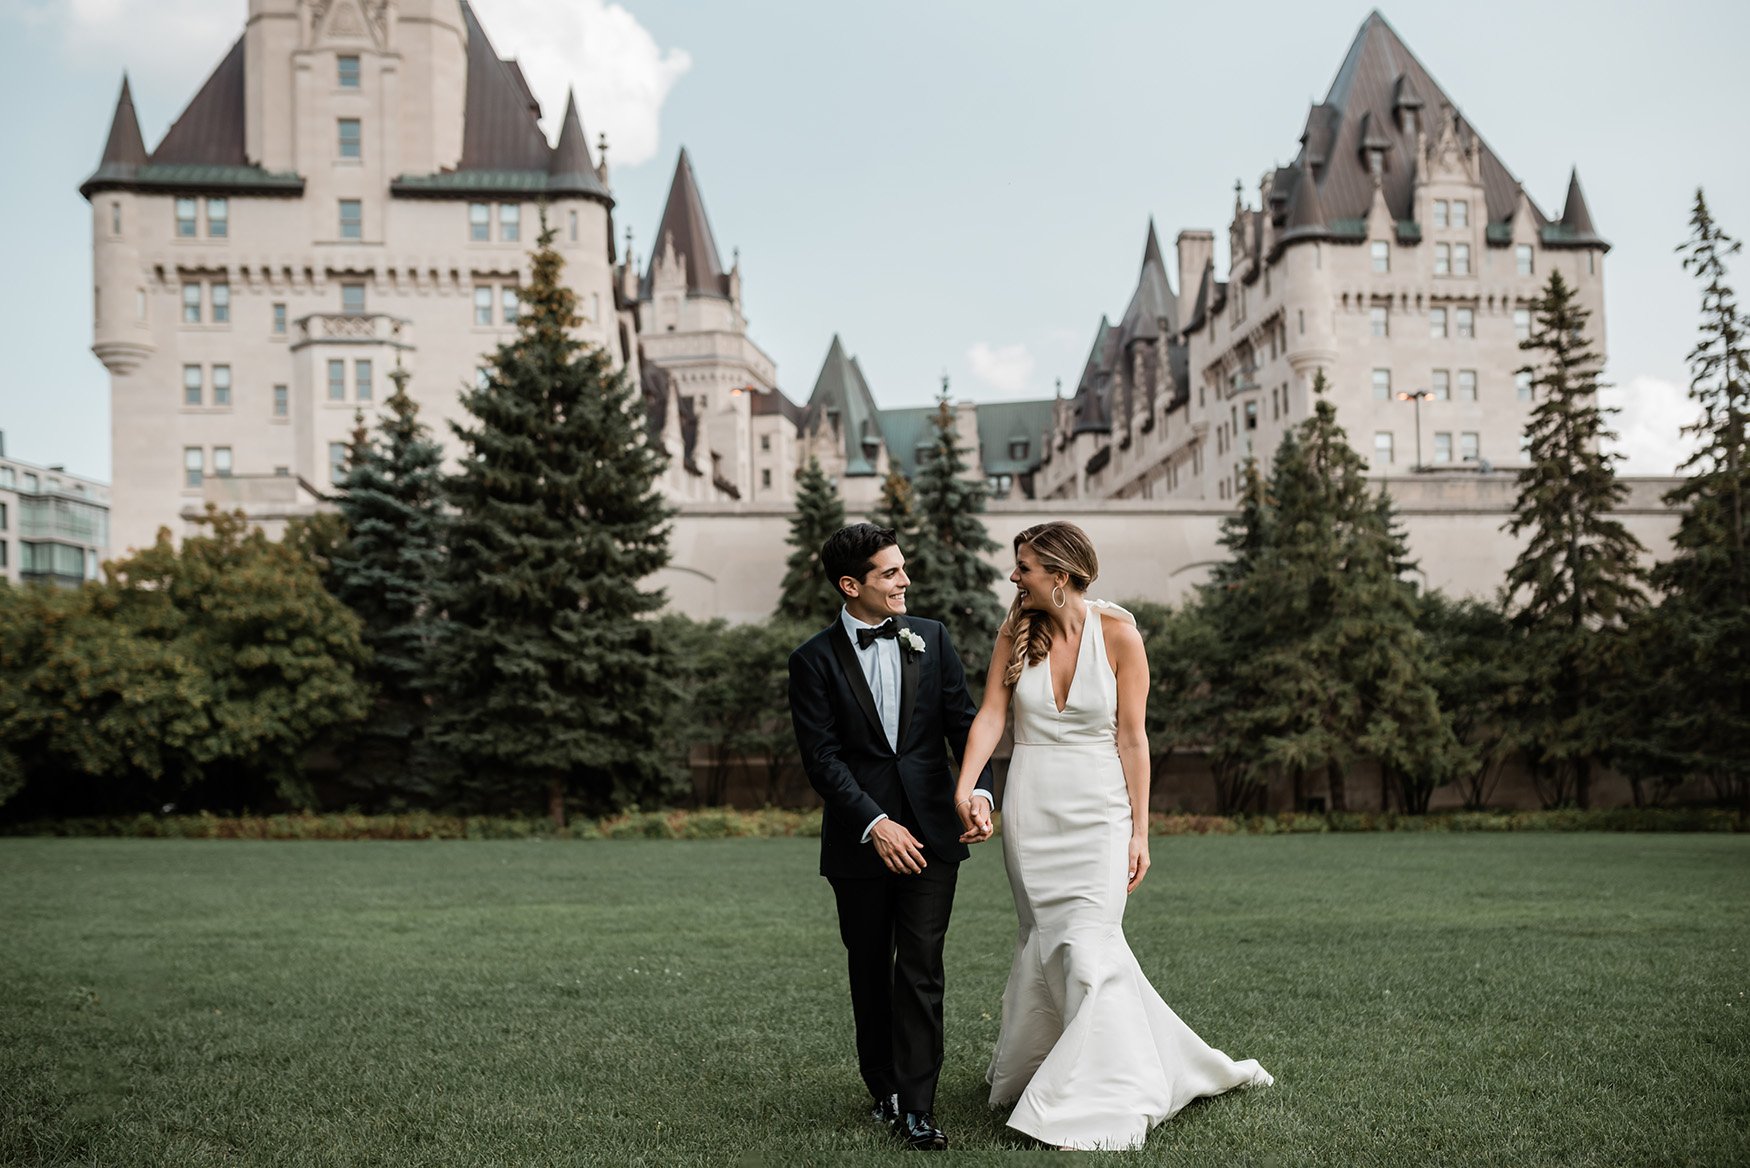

[1452,200,1470,229]
[1244,401,1258,431]
[341,283,366,315]
[1433,432,1453,463]
[213,447,233,478]
[176,198,197,237]
[1372,368,1392,400]
[210,281,230,324]
[500,204,521,243]
[569,210,578,243]
[1429,307,1448,338]
[1370,306,1389,337]
[1009,439,1030,460]
[111,202,121,235]
[1432,369,1450,400]
[474,286,492,325]
[760,434,771,452]
[1374,432,1394,466]
[1432,200,1448,229]
[761,469,772,489]
[469,203,490,242]
[338,118,362,159]
[1514,308,1532,340]
[338,55,360,88]
[1461,432,1479,463]
[328,360,346,402]
[339,199,362,240]
[355,359,373,402]
[273,384,288,417]
[1455,308,1475,338]
[1516,371,1533,401]
[501,286,519,324]
[1453,243,1471,276]
[184,447,204,488]
[1435,243,1451,276]
[273,303,287,335]
[212,364,231,406]
[329,443,348,485]
[182,282,201,323]
[1371,241,1390,273]
[1458,370,1477,401]
[206,198,227,238]
[1516,245,1534,276]
[183,364,202,405]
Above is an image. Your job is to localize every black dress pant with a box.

[829,857,959,1113]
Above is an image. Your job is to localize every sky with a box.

[2,0,1747,484]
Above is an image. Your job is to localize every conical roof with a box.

[82,75,147,195]
[644,148,731,299]
[151,36,247,166]
[1117,220,1177,344]
[805,335,884,476]
[548,89,611,200]
[1552,167,1608,249]
[1070,317,1115,436]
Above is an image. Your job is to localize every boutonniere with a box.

[898,628,926,656]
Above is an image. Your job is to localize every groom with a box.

[788,523,993,1152]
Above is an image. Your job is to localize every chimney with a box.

[1176,230,1214,329]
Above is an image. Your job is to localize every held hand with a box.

[1126,836,1150,894]
[957,795,994,844]
[871,818,928,875]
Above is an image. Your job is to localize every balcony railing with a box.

[292,312,413,350]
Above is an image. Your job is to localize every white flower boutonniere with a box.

[898,628,926,656]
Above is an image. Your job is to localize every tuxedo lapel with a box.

[897,617,920,749]
[827,621,887,745]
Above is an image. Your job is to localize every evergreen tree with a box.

[1624,191,1750,811]
[430,216,679,825]
[1417,592,1520,810]
[328,369,447,805]
[1233,373,1462,812]
[1503,269,1647,808]
[906,384,1004,671]
[776,457,848,625]
[868,468,920,551]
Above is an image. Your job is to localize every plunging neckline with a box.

[1048,609,1094,714]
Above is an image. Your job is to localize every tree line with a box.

[1,194,1743,821]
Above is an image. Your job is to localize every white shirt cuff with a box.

[861,813,889,844]
[971,790,993,806]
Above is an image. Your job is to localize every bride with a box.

[953,521,1272,1151]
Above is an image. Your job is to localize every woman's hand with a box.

[1126,835,1150,893]
[957,796,994,844]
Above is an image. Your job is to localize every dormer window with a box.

[1009,439,1030,461]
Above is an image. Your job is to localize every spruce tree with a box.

[869,468,920,551]
[328,369,446,806]
[1503,269,1647,808]
[430,216,678,825]
[906,384,1004,670]
[1626,191,1750,811]
[1233,373,1461,812]
[776,457,848,626]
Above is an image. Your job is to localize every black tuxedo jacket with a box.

[789,615,990,879]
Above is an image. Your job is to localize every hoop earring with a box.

[1051,585,1066,609]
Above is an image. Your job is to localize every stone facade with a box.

[1036,12,1610,505]
[0,442,111,587]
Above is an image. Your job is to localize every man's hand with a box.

[871,818,928,874]
[957,796,994,844]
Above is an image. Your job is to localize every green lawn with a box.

[1,835,1746,1167]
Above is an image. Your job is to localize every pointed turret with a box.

[805,335,885,476]
[547,88,611,200]
[644,148,731,299]
[1118,220,1177,343]
[81,75,148,197]
[1553,167,1608,249]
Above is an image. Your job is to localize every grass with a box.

[1,835,1746,1167]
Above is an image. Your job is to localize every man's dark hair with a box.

[821,523,898,598]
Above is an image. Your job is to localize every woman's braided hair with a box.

[1001,522,1099,688]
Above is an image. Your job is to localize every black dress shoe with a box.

[896,1111,948,1151]
[869,1093,899,1124]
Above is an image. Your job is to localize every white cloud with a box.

[967,342,1036,395]
[1602,374,1702,475]
[472,0,691,168]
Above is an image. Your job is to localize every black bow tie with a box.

[856,619,899,650]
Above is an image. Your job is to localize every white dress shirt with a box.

[840,607,992,844]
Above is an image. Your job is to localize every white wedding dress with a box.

[987,600,1272,1150]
